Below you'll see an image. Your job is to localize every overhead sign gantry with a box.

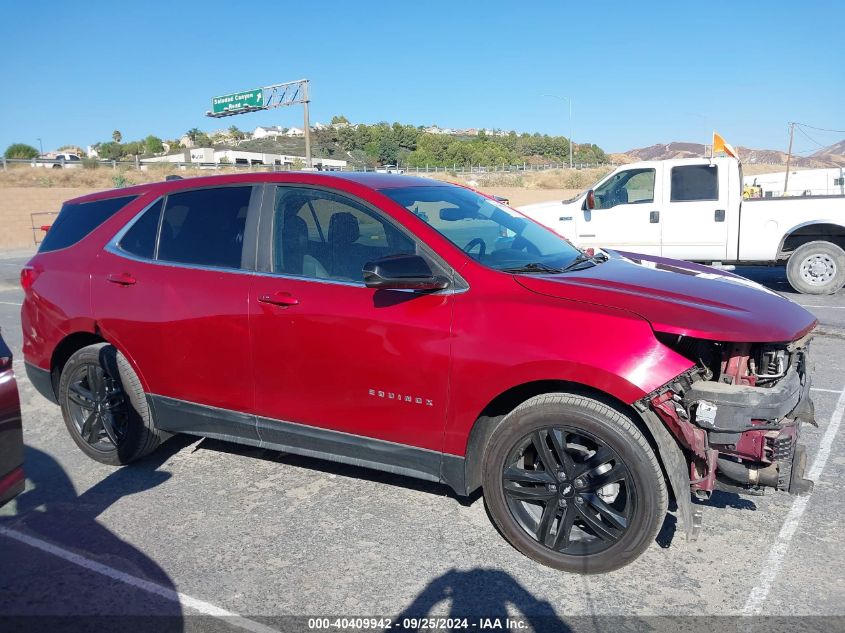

[206,79,312,166]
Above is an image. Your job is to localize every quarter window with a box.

[157,187,252,269]
[272,187,416,282]
[39,195,137,253]
[671,165,719,201]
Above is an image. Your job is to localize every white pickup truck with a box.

[519,156,845,294]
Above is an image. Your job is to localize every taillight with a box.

[20,266,39,291]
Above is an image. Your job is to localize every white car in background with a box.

[34,152,82,169]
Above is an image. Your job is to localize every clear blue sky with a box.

[1,0,842,155]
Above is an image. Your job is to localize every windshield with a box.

[380,185,584,272]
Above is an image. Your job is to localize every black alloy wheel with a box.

[502,426,635,556]
[65,362,129,452]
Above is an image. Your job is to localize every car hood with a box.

[515,250,817,342]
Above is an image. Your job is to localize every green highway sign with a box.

[211,88,264,114]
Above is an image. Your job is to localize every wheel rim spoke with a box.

[504,482,556,501]
[100,411,119,445]
[68,383,95,408]
[585,462,627,492]
[585,493,628,530]
[548,428,575,477]
[578,500,624,542]
[574,446,613,478]
[553,506,576,551]
[504,466,555,486]
[536,502,558,547]
[531,430,558,472]
[87,365,103,397]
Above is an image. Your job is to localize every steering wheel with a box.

[510,236,541,256]
[464,238,486,258]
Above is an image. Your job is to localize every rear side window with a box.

[39,195,137,253]
[671,165,719,202]
[119,199,163,259]
[157,186,252,269]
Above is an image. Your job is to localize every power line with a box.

[794,122,845,134]
[795,125,827,149]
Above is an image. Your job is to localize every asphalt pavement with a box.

[1,249,844,631]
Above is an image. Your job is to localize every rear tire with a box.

[786,240,845,295]
[58,343,163,465]
[482,393,667,574]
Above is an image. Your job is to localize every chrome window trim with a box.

[104,194,257,277]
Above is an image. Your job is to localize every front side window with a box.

[157,186,252,269]
[273,187,416,282]
[380,185,583,273]
[671,165,719,201]
[592,168,655,209]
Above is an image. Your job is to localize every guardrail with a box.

[1,157,613,174]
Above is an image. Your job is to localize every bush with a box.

[4,143,40,159]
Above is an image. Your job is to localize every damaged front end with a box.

[637,332,816,508]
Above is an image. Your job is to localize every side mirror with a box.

[586,189,596,210]
[362,254,450,291]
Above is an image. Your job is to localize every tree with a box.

[194,132,212,147]
[4,143,40,159]
[144,135,164,155]
[112,130,122,143]
[97,142,123,160]
[227,125,246,141]
[185,128,202,142]
[331,114,350,125]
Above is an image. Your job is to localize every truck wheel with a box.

[58,343,163,465]
[786,241,845,295]
[482,393,667,574]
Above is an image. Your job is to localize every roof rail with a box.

[164,175,183,181]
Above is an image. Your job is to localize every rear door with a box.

[576,167,662,255]
[660,163,729,261]
[91,185,260,433]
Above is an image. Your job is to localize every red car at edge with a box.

[21,172,816,572]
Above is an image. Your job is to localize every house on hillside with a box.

[252,126,286,140]
[179,134,194,148]
[286,127,305,137]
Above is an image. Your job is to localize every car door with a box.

[249,184,454,475]
[577,167,662,255]
[91,185,259,436]
[660,163,729,261]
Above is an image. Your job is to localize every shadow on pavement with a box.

[394,568,568,632]
[0,441,190,628]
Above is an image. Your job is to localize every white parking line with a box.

[0,526,280,633]
[0,302,22,306]
[743,385,845,615]
[800,304,845,309]
[811,387,843,394]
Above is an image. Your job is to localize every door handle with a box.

[106,272,136,286]
[649,211,660,223]
[258,292,299,307]
[715,209,726,222]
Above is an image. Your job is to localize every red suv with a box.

[21,173,817,572]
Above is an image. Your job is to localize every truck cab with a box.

[523,157,742,261]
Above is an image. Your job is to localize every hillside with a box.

[617,140,845,168]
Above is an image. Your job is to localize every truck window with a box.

[593,168,655,209]
[671,165,719,202]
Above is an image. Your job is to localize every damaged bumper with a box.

[638,333,816,507]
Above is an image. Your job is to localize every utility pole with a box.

[37,138,43,155]
[302,80,312,168]
[784,122,795,195]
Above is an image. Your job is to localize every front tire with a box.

[482,393,667,574]
[786,240,845,295]
[58,343,163,465]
